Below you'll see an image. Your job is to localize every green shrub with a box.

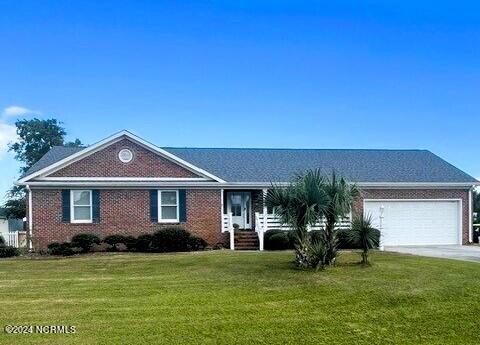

[124,235,137,251]
[70,233,101,253]
[0,235,5,246]
[47,242,75,256]
[264,230,294,250]
[151,227,191,252]
[0,245,19,258]
[264,229,283,243]
[308,228,380,250]
[103,234,128,251]
[266,233,291,250]
[136,234,153,252]
[188,236,207,251]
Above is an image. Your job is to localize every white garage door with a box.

[364,200,461,246]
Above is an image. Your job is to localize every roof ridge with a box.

[163,147,429,152]
[51,145,85,149]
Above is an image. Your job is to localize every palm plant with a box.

[347,214,380,265]
[308,237,327,271]
[265,169,328,268]
[322,172,359,266]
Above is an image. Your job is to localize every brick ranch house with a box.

[17,130,478,251]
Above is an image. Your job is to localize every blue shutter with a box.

[92,190,100,223]
[150,190,158,222]
[61,190,70,223]
[179,189,187,222]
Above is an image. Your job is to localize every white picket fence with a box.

[0,232,19,247]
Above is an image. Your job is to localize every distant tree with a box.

[65,138,83,148]
[3,199,26,219]
[3,118,82,218]
[473,189,480,214]
[8,118,82,173]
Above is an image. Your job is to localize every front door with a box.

[227,192,252,229]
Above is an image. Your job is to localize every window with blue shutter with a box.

[62,190,70,222]
[92,190,100,223]
[179,189,187,222]
[150,190,158,222]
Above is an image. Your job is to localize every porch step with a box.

[234,231,259,250]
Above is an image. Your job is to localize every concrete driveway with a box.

[385,245,480,263]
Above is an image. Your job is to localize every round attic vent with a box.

[118,148,133,163]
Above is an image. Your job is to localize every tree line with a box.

[4,119,83,218]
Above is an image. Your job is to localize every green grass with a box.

[0,251,479,345]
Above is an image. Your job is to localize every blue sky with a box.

[1,1,479,200]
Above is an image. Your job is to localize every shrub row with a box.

[264,228,381,251]
[0,235,20,258]
[47,227,207,256]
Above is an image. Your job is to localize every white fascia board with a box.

[19,180,478,189]
[18,130,226,183]
[356,182,480,188]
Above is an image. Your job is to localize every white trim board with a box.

[70,189,93,224]
[18,130,226,184]
[157,190,180,223]
[19,181,477,189]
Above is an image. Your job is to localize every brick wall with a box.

[352,188,470,244]
[30,187,471,249]
[31,188,227,250]
[49,139,200,178]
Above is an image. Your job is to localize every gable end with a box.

[45,138,204,178]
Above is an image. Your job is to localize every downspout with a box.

[379,205,385,251]
[469,186,474,244]
[26,185,33,251]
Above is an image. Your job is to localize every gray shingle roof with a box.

[22,146,84,177]
[23,145,477,184]
[164,148,477,183]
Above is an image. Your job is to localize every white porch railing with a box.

[0,232,19,248]
[255,213,352,251]
[221,212,235,250]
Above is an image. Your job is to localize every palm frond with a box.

[347,213,380,265]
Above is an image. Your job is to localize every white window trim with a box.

[70,190,93,224]
[158,190,179,223]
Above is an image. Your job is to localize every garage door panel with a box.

[364,200,460,246]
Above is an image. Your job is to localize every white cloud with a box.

[0,104,40,158]
[2,105,40,118]
[0,122,17,157]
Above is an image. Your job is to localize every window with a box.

[158,190,179,222]
[71,190,92,223]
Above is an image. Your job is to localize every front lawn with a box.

[0,251,479,344]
